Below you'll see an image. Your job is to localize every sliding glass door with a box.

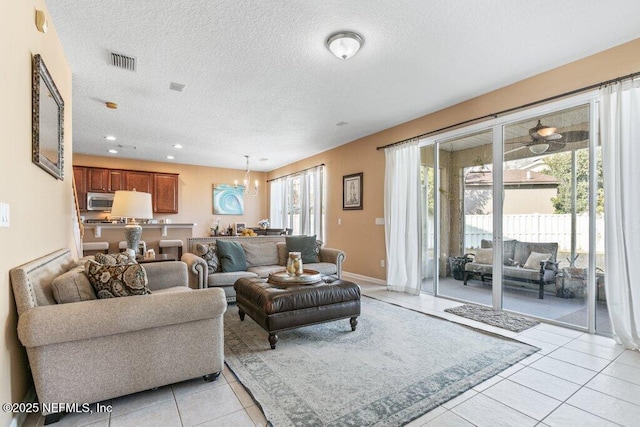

[422,95,610,334]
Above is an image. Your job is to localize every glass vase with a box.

[286,252,303,276]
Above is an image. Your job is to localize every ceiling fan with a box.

[508,120,589,155]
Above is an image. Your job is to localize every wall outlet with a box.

[380,260,385,268]
[0,203,9,228]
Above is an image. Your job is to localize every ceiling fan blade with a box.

[559,130,589,143]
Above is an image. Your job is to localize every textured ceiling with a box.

[47,0,640,172]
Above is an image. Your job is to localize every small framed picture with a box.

[343,172,363,210]
[235,222,246,235]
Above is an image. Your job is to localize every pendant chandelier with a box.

[237,155,258,196]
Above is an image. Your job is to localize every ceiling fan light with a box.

[529,143,549,155]
[326,31,363,59]
[529,120,556,139]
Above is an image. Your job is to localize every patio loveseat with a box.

[463,239,559,299]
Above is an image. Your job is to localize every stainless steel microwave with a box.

[87,192,115,211]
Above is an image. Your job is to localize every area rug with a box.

[224,297,539,426]
[444,304,540,332]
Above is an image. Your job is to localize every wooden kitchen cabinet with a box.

[153,173,179,213]
[73,166,87,211]
[126,171,153,193]
[74,165,179,213]
[87,168,109,192]
[108,170,127,191]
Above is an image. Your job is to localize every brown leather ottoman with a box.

[234,277,361,349]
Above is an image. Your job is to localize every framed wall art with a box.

[343,172,363,210]
[213,183,244,215]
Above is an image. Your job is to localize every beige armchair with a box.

[10,249,227,423]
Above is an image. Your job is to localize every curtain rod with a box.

[376,70,640,151]
[266,163,326,183]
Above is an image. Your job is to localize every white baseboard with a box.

[342,271,387,286]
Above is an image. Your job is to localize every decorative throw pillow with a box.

[241,242,279,267]
[474,248,493,265]
[94,252,138,266]
[194,243,221,274]
[85,260,150,298]
[52,265,97,304]
[215,240,247,272]
[523,251,551,270]
[286,235,320,264]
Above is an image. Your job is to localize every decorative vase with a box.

[286,252,303,276]
[260,224,267,230]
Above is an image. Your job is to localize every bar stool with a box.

[82,242,109,255]
[159,239,183,259]
[118,240,147,256]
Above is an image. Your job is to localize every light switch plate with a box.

[375,217,385,225]
[0,203,9,228]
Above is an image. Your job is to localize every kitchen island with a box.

[82,222,195,255]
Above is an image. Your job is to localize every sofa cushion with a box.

[216,240,247,272]
[474,248,492,265]
[523,251,551,270]
[480,239,517,265]
[85,260,151,298]
[51,266,97,304]
[241,242,279,267]
[207,271,257,286]
[94,252,137,265]
[247,265,286,278]
[194,243,221,274]
[304,262,338,277]
[286,235,320,263]
[277,242,288,266]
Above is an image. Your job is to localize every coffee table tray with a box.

[268,269,322,286]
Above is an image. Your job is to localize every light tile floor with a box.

[24,281,639,427]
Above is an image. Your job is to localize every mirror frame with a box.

[32,54,65,180]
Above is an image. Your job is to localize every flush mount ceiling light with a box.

[105,102,118,109]
[326,31,364,59]
[105,135,116,141]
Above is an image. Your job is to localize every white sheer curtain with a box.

[600,78,640,349]
[384,140,422,294]
[268,166,324,240]
[269,179,287,228]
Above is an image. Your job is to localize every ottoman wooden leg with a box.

[269,333,278,349]
[350,316,358,331]
[238,308,245,321]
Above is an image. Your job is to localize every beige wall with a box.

[73,154,268,238]
[0,1,72,424]
[268,38,640,281]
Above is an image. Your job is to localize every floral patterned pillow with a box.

[94,252,138,266]
[85,260,150,298]
[194,243,221,274]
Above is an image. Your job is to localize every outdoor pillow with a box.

[474,248,493,265]
[523,251,551,270]
[216,240,247,272]
[85,260,150,298]
[286,235,320,264]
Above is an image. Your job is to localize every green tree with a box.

[542,148,603,214]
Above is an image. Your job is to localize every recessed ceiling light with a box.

[336,121,349,127]
[169,82,186,92]
[105,135,116,141]
[108,149,118,154]
[173,144,183,149]
[259,158,268,161]
[166,155,175,160]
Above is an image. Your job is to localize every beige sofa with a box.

[181,236,346,302]
[10,249,227,421]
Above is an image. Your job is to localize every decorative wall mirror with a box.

[32,54,64,180]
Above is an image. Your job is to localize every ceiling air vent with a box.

[110,52,137,72]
